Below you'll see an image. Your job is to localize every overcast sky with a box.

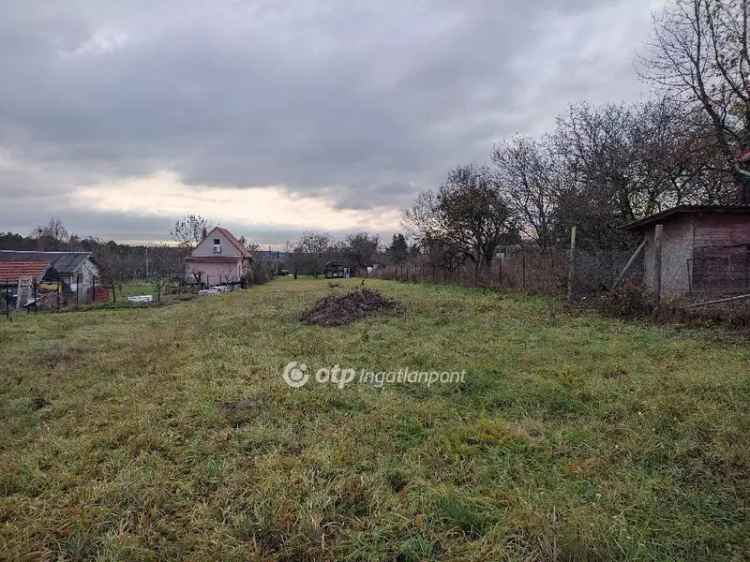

[1,0,664,246]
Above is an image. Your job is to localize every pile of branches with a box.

[300,288,400,327]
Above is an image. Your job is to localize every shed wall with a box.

[691,214,750,294]
[643,216,694,298]
[693,214,750,247]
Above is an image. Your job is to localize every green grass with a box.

[1,278,749,561]
[113,280,158,298]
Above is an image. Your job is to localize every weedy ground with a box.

[1,278,749,561]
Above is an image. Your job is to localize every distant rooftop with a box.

[0,260,50,283]
[0,250,93,274]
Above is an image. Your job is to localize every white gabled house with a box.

[184,227,251,286]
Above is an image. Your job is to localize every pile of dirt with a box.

[300,288,400,326]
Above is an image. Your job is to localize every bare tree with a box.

[406,165,518,278]
[549,99,730,248]
[492,136,561,248]
[292,233,331,277]
[171,214,209,248]
[343,233,379,271]
[641,0,750,202]
[31,217,70,250]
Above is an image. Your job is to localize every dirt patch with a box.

[219,399,260,426]
[29,397,51,411]
[300,288,401,327]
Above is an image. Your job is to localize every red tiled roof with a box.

[210,226,250,258]
[0,260,50,282]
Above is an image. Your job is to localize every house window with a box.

[213,239,222,254]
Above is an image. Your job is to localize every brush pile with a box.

[300,288,400,326]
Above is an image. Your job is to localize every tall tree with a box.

[550,99,729,249]
[31,217,70,250]
[292,232,331,277]
[492,136,561,248]
[641,0,750,202]
[343,233,379,270]
[386,233,409,264]
[405,165,518,277]
[171,215,209,248]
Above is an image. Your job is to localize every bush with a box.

[591,282,655,318]
[244,262,275,286]
[590,284,750,330]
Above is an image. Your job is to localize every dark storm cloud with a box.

[0,0,661,241]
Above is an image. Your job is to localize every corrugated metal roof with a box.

[624,205,750,231]
[0,260,50,282]
[0,251,94,274]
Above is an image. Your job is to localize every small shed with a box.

[625,205,750,299]
[0,260,51,308]
[324,262,351,279]
[0,251,100,302]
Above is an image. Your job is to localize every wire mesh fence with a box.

[689,245,750,296]
[1,263,279,320]
[373,247,643,299]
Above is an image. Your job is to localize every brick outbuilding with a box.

[625,206,750,299]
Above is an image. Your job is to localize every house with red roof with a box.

[0,260,51,285]
[0,250,102,305]
[184,227,251,286]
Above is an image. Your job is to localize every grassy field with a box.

[1,278,749,561]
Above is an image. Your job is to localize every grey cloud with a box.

[0,0,660,242]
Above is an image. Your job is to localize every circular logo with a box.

[282,361,309,388]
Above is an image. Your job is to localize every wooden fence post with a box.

[522,252,527,291]
[654,224,663,305]
[567,225,577,302]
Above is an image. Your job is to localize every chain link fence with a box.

[373,246,642,299]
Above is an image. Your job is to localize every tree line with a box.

[1,218,185,281]
[6,1,750,283]
[400,0,750,280]
[0,216,407,281]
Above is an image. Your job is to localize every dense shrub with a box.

[245,262,275,286]
[589,283,750,330]
[589,282,655,318]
